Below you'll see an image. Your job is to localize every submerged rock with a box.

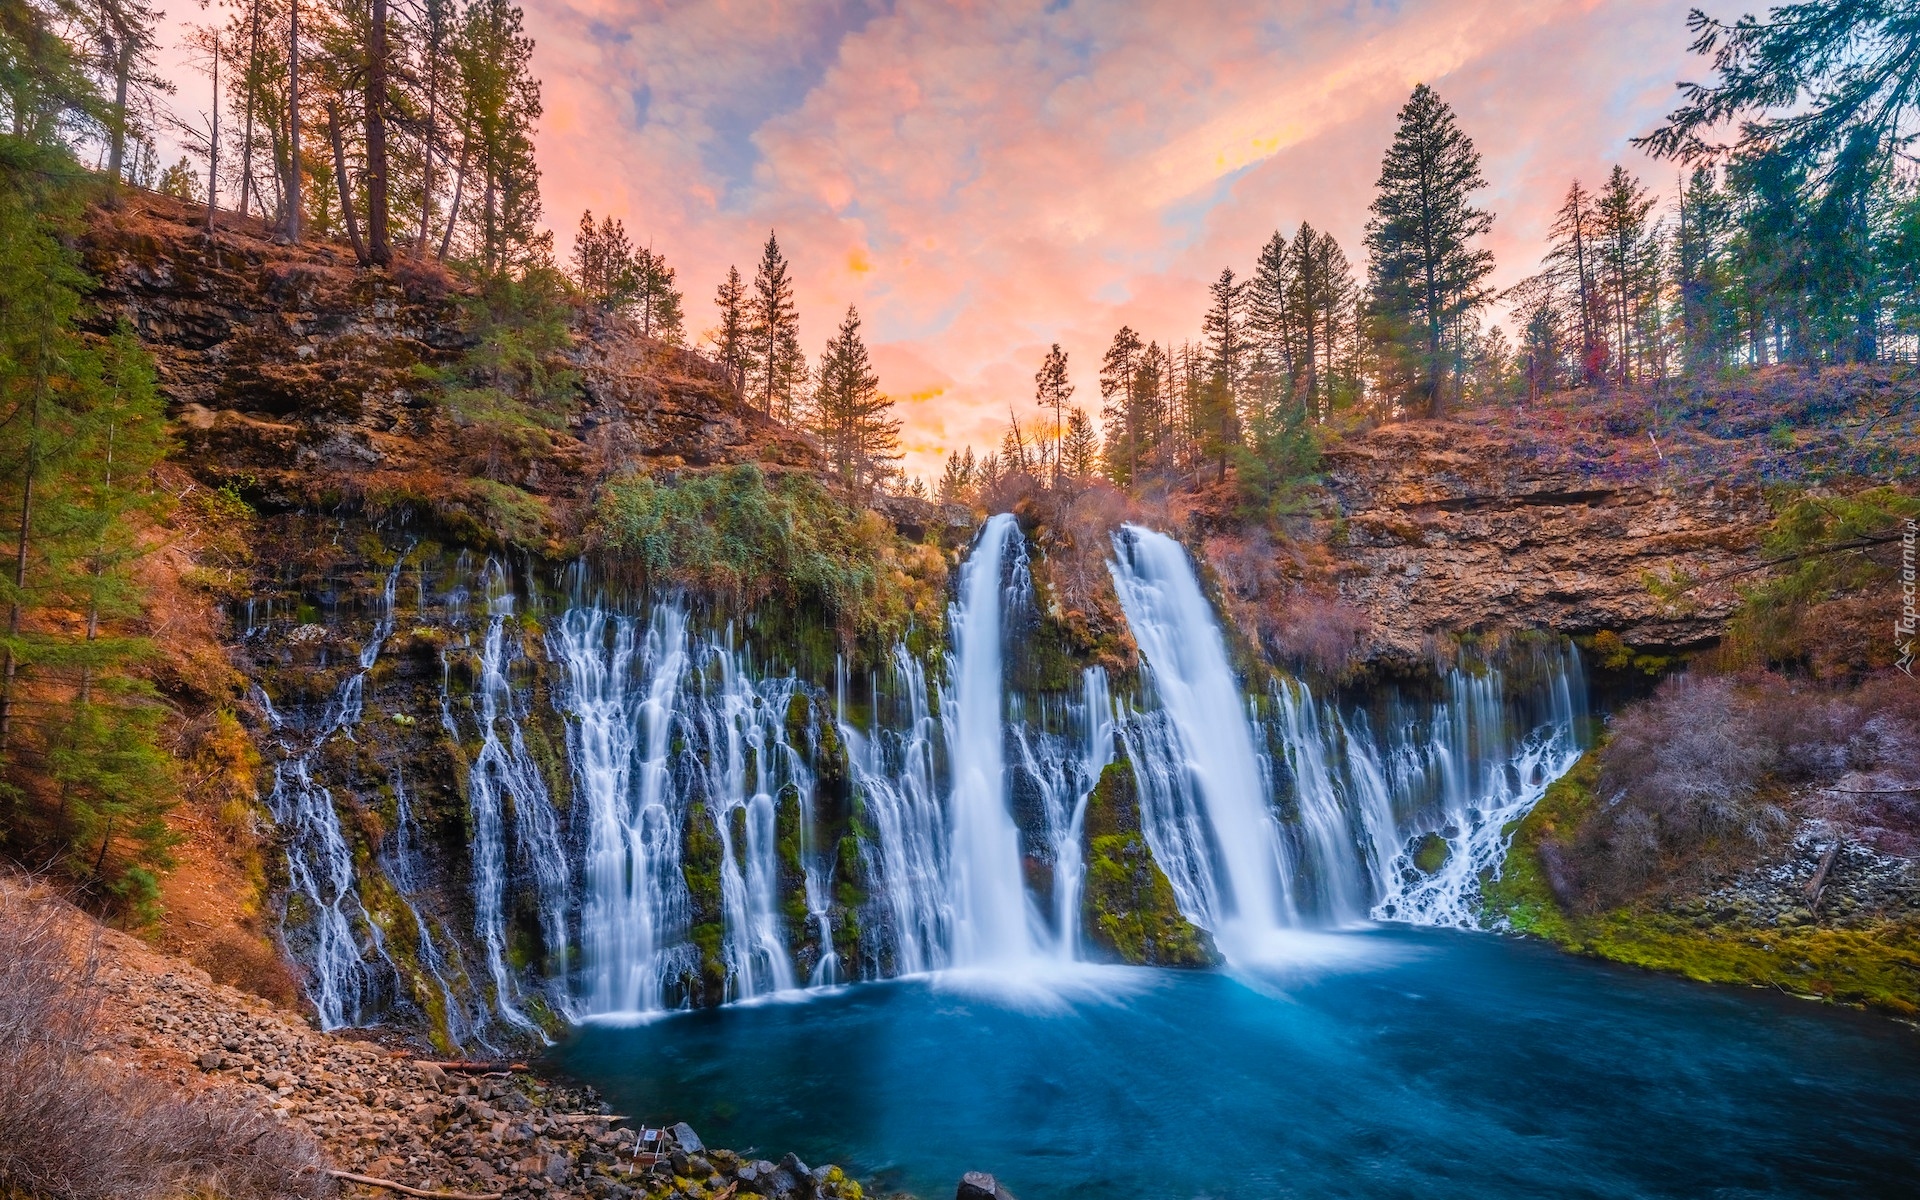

[957,1170,1019,1200]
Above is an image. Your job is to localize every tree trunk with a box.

[328,103,367,264]
[364,0,391,264]
[0,339,45,756]
[205,49,220,233]
[106,35,132,189]
[238,0,262,218]
[285,0,301,242]
[417,0,441,253]
[438,136,468,260]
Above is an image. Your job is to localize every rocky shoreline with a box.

[70,899,883,1200]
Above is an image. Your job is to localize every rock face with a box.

[78,192,820,534]
[1322,420,1771,667]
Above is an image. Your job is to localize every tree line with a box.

[935,0,1920,509]
[123,0,549,274]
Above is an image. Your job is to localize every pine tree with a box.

[750,231,802,419]
[809,306,898,493]
[1248,231,1297,398]
[1596,165,1658,384]
[1201,266,1249,396]
[1097,326,1143,486]
[938,447,976,504]
[1060,407,1100,482]
[1033,343,1072,485]
[1364,83,1496,417]
[0,46,179,911]
[450,0,543,276]
[1545,180,1605,383]
[637,246,684,344]
[711,266,749,393]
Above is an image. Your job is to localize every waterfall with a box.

[1369,645,1587,927]
[382,768,489,1051]
[263,554,409,1028]
[553,601,695,1015]
[943,513,1041,966]
[843,647,950,976]
[1273,682,1385,924]
[696,638,801,1000]
[1109,526,1292,956]
[450,566,573,1028]
[252,521,1595,1034]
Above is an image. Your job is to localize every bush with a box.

[0,886,334,1200]
[591,464,945,652]
[1575,674,1787,909]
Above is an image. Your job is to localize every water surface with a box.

[548,929,1920,1199]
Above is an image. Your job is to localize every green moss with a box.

[1485,753,1920,1017]
[1082,832,1217,967]
[1083,760,1141,840]
[1411,832,1450,875]
[591,463,945,661]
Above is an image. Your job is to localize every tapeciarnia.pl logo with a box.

[1899,518,1916,677]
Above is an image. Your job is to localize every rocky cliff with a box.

[1321,419,1767,667]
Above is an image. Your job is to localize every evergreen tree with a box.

[450,0,544,276]
[0,38,178,911]
[1595,165,1659,384]
[809,306,898,493]
[1033,343,1072,485]
[1546,180,1605,383]
[1248,231,1297,395]
[1201,266,1249,396]
[1097,327,1143,486]
[1364,83,1496,417]
[937,446,976,504]
[1675,166,1732,373]
[1060,407,1100,482]
[636,246,683,343]
[749,231,803,419]
[711,265,749,393]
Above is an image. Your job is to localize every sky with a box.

[162,0,1711,480]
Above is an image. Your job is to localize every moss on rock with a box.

[1083,832,1218,967]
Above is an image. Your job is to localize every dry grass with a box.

[0,887,334,1200]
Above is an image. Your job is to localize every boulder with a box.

[669,1120,705,1154]
[957,1170,1018,1200]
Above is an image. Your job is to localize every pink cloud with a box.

[168,0,1709,483]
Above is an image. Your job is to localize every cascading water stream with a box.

[942,513,1042,966]
[454,565,573,1027]
[698,639,802,1000]
[1109,526,1293,957]
[842,648,950,976]
[263,553,410,1028]
[1368,646,1587,926]
[553,601,695,1015]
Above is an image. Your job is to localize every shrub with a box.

[591,464,945,653]
[0,886,334,1199]
[1576,674,1787,909]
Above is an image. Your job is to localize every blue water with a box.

[547,929,1920,1198]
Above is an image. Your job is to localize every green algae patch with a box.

[1485,753,1920,1017]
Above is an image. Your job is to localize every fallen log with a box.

[413,1060,529,1073]
[327,1168,502,1200]
[1804,843,1841,912]
[549,1112,628,1124]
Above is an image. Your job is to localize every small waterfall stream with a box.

[262,554,409,1029]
